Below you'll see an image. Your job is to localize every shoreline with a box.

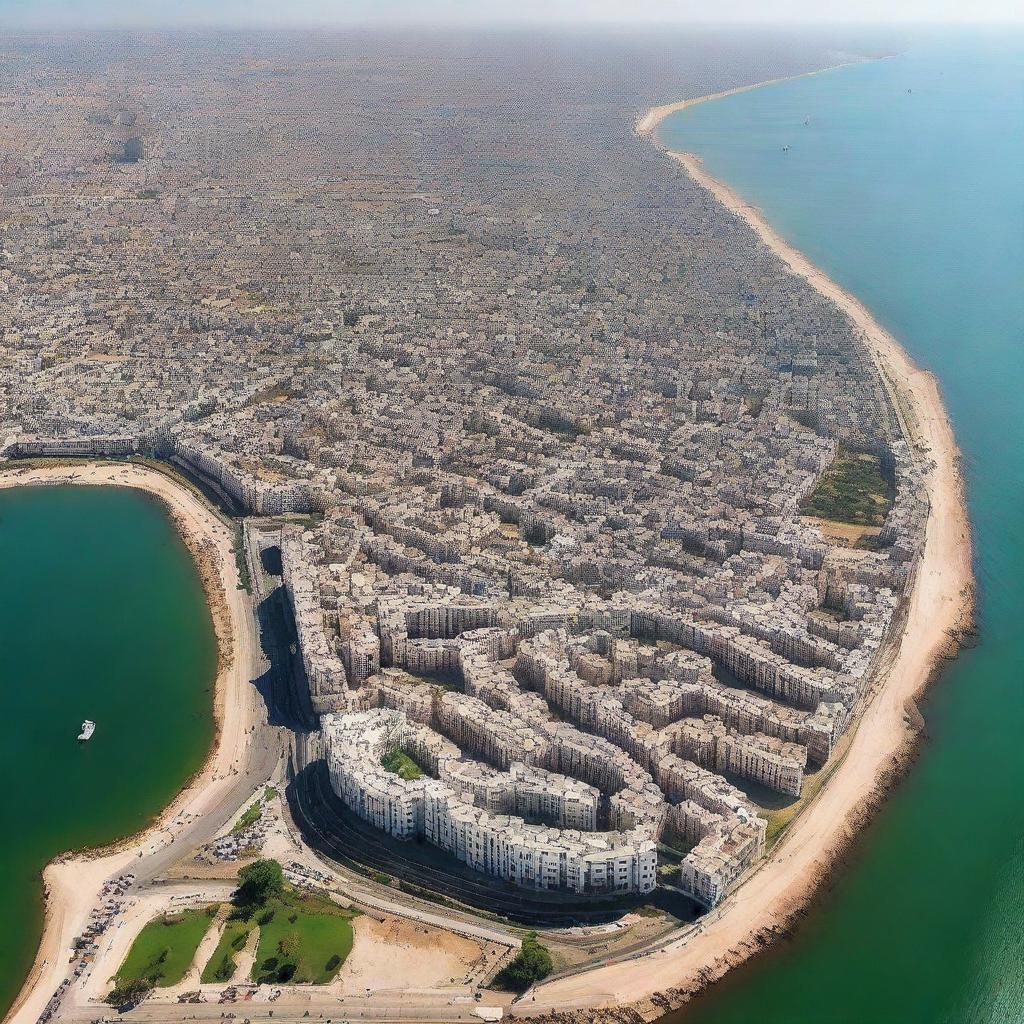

[1,461,262,1024]
[513,74,973,1020]
[634,57,886,140]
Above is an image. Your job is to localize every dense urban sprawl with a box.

[0,30,924,909]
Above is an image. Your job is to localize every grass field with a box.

[251,891,356,984]
[380,748,423,781]
[200,918,251,984]
[800,446,894,527]
[117,906,217,987]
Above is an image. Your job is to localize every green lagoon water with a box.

[0,485,216,1015]
[657,32,1024,1024]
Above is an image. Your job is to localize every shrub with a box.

[232,801,262,835]
[105,979,152,1008]
[212,957,236,982]
[278,932,300,959]
[495,932,553,992]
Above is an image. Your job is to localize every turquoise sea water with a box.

[657,32,1024,1024]
[0,485,216,1016]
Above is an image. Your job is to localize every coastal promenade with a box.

[2,462,280,1024]
[512,87,973,1020]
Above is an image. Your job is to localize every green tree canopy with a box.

[105,978,152,1007]
[234,858,284,907]
[278,931,300,959]
[496,931,553,992]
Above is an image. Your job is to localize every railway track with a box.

[287,758,642,928]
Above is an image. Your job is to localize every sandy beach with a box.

[635,60,871,138]
[2,461,265,1024]
[513,83,973,1020]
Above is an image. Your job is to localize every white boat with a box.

[78,720,96,742]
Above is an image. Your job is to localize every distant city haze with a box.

[1,0,1021,27]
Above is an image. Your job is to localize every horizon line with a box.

[1,17,1023,31]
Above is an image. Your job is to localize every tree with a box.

[105,978,152,1008]
[495,931,553,992]
[234,858,284,907]
[278,931,300,959]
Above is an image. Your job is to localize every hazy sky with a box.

[1,0,1021,27]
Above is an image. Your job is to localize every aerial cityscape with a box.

[4,6,1018,1024]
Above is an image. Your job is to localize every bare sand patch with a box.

[339,916,486,993]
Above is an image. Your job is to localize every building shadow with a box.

[251,583,319,733]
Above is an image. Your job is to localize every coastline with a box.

[634,58,883,139]
[513,77,974,1019]
[1,461,263,1024]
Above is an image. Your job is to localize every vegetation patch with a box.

[231,524,252,593]
[762,759,839,850]
[397,879,457,908]
[232,800,262,834]
[234,858,284,907]
[380,747,423,781]
[632,904,664,918]
[251,890,356,984]
[200,918,251,984]
[800,445,894,527]
[494,931,553,992]
[116,906,217,988]
[105,978,152,1008]
[222,859,356,986]
[743,392,764,417]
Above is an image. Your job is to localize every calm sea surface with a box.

[657,32,1024,1024]
[0,485,216,1015]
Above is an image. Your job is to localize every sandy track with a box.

[2,461,267,1024]
[514,81,973,1019]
